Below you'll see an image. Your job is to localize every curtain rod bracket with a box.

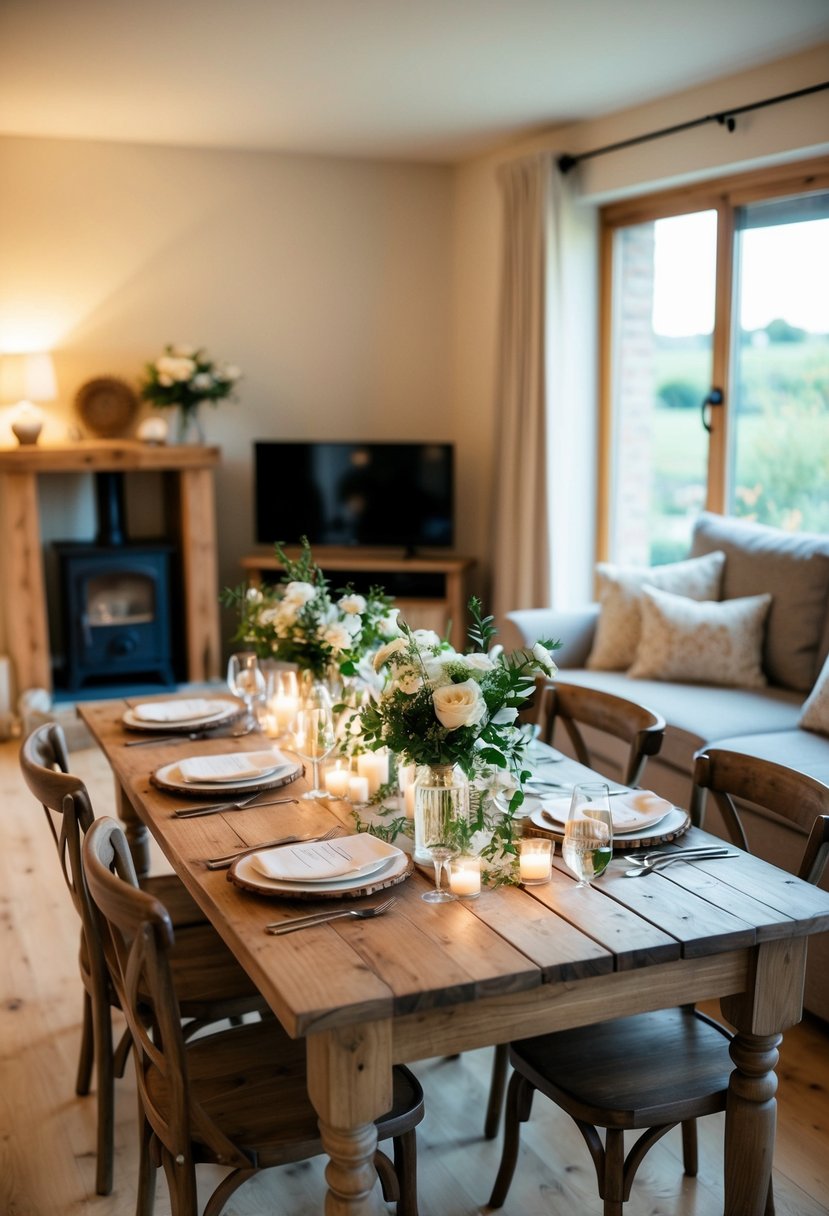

[557,153,578,175]
[717,113,737,133]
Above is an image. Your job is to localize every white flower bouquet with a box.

[139,343,242,414]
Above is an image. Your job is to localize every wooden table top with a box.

[79,697,829,1042]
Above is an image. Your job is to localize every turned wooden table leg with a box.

[721,937,807,1216]
[306,1022,392,1216]
[114,781,151,881]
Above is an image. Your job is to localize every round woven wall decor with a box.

[75,376,139,437]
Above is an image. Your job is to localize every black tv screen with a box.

[254,441,454,550]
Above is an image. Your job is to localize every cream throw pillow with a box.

[628,585,771,687]
[587,550,726,671]
[800,655,829,736]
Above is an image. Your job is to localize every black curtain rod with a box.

[557,80,829,174]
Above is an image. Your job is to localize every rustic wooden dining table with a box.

[79,696,829,1216]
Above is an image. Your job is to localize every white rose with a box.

[283,581,316,606]
[412,629,442,650]
[339,613,362,637]
[463,652,495,672]
[338,593,367,615]
[156,355,196,382]
[191,372,214,391]
[377,609,401,637]
[324,623,352,652]
[532,642,558,677]
[396,670,423,694]
[424,657,455,688]
[373,637,408,670]
[433,679,487,731]
[245,586,263,603]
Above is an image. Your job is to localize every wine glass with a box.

[226,652,266,730]
[290,686,337,800]
[420,792,459,904]
[562,782,613,888]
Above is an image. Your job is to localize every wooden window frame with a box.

[597,155,829,562]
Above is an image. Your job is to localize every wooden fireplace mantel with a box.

[0,441,221,698]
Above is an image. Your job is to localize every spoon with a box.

[625,849,737,876]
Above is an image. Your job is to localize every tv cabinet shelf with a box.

[240,548,476,649]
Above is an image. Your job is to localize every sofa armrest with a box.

[502,605,600,668]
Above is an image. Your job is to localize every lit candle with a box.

[520,838,553,885]
[324,763,350,798]
[347,774,370,804]
[397,762,416,791]
[449,855,482,898]
[272,693,299,732]
[404,782,417,819]
[263,712,280,738]
[357,751,390,796]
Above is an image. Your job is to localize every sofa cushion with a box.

[586,550,725,672]
[690,511,829,692]
[800,654,829,737]
[628,586,771,688]
[550,668,802,773]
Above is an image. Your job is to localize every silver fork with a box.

[205,826,341,869]
[266,895,398,935]
[125,722,253,747]
[624,849,737,876]
[173,795,298,819]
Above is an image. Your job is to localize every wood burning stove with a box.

[54,472,176,692]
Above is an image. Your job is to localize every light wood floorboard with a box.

[2,737,827,1216]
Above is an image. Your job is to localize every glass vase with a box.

[413,763,470,865]
[175,405,205,444]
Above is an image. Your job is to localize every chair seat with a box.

[511,1007,733,1129]
[147,1018,424,1168]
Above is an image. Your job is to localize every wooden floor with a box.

[2,734,828,1216]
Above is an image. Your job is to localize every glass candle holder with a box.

[520,837,553,885]
[448,853,482,899]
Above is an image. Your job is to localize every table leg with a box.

[114,780,151,881]
[721,937,807,1216]
[306,1021,392,1215]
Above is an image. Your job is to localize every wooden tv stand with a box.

[240,548,476,649]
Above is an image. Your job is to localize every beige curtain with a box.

[492,154,552,624]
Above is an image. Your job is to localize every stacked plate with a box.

[153,748,302,796]
[231,833,410,897]
[529,790,688,844]
[123,697,240,733]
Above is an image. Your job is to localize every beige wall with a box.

[0,137,455,660]
[451,43,829,605]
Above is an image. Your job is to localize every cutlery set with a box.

[124,722,254,746]
[624,847,738,877]
[204,826,342,869]
[266,895,398,935]
[173,794,299,818]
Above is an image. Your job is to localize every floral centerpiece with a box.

[139,343,242,441]
[223,537,400,685]
[359,597,559,881]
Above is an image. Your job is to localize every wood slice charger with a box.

[75,376,140,437]
[228,848,414,901]
[525,807,691,852]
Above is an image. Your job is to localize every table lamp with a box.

[0,351,57,444]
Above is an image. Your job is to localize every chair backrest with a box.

[82,816,247,1170]
[693,747,829,869]
[535,679,666,787]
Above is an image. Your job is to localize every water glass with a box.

[562,782,613,887]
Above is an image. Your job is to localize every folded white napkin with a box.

[251,833,400,882]
[133,698,218,723]
[542,789,673,833]
[178,749,284,783]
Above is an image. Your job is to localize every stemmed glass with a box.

[290,685,337,800]
[562,781,613,888]
[226,651,266,730]
[420,794,459,904]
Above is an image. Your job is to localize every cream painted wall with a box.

[0,136,454,667]
[451,43,829,609]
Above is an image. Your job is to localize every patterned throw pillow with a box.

[800,655,829,736]
[628,585,771,687]
[587,551,726,671]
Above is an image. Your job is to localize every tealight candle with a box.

[357,751,390,796]
[324,763,350,798]
[520,838,553,885]
[347,774,370,804]
[449,854,482,898]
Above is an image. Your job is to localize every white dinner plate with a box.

[152,757,302,795]
[530,803,686,841]
[179,749,286,784]
[250,833,403,882]
[123,700,239,732]
[230,849,411,896]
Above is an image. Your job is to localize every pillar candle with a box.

[324,763,350,798]
[356,750,389,796]
[347,774,370,804]
[404,782,417,819]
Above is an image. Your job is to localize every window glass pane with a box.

[609,211,716,564]
[729,194,829,532]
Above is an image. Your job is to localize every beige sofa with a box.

[503,512,829,1021]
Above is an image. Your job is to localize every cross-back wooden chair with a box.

[488,750,829,1216]
[483,680,667,1140]
[19,722,267,1196]
[82,815,424,1216]
[534,678,667,788]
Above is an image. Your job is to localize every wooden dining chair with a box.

[82,814,424,1216]
[488,751,829,1216]
[19,722,267,1196]
[482,680,667,1141]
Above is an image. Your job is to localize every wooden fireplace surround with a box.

[0,441,221,697]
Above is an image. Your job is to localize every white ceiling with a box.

[2,0,828,162]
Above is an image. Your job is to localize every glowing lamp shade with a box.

[0,352,57,444]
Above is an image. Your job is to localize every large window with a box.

[600,159,829,565]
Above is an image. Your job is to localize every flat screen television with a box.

[254,441,454,551]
